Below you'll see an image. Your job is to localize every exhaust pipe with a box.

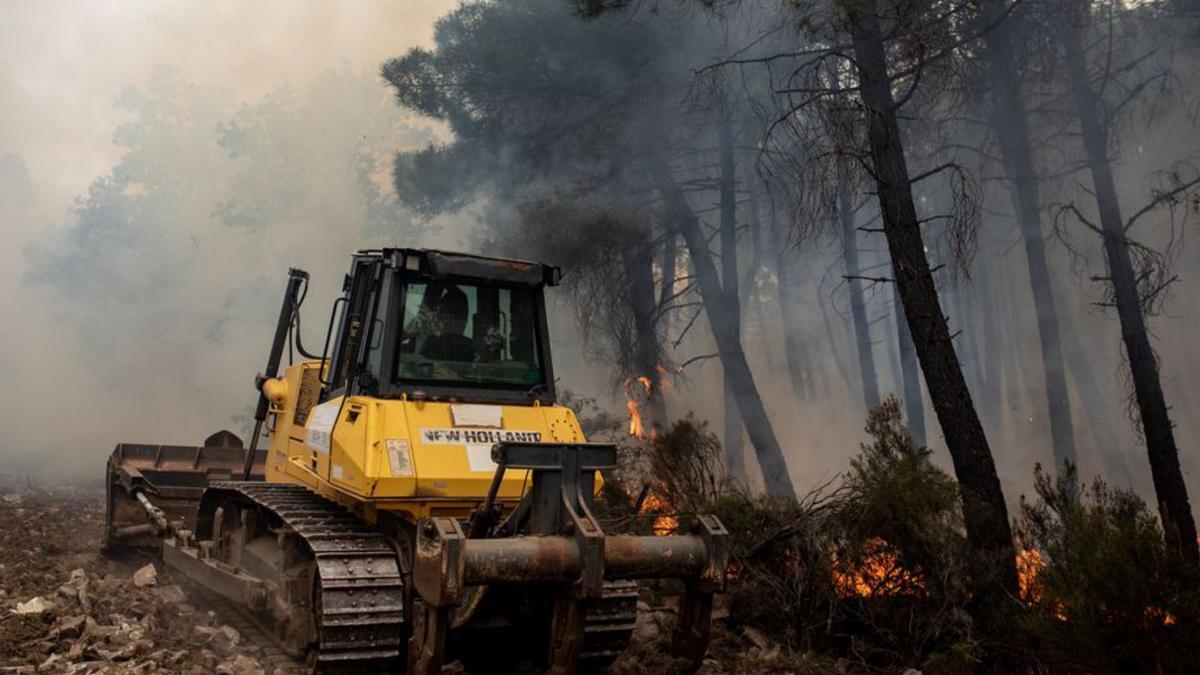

[242,268,310,479]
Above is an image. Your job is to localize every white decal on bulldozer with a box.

[466,444,497,472]
[386,439,415,477]
[419,428,542,445]
[450,404,503,428]
[306,400,340,454]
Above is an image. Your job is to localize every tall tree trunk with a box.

[768,195,812,402]
[621,237,668,432]
[982,0,1078,478]
[997,270,1026,425]
[819,290,854,396]
[840,169,882,411]
[878,250,904,397]
[658,218,678,348]
[659,220,678,318]
[718,111,746,481]
[950,277,986,409]
[882,302,903,396]
[1053,280,1134,485]
[973,249,1003,425]
[1056,5,1199,562]
[655,164,797,499]
[746,172,776,371]
[842,0,1018,600]
[893,282,927,446]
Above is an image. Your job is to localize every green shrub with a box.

[834,396,968,601]
[1016,464,1200,672]
[825,396,974,668]
[726,397,975,668]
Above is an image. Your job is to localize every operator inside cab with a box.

[420,285,476,362]
[396,276,544,387]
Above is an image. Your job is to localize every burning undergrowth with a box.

[714,398,980,671]
[1013,465,1200,671]
[589,396,984,671]
[588,394,1200,673]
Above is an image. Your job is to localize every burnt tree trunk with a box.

[768,195,813,402]
[1056,5,1199,562]
[893,282,927,446]
[659,217,679,351]
[843,0,1018,598]
[655,164,797,499]
[820,289,855,397]
[879,253,904,398]
[973,249,1003,424]
[982,0,1078,477]
[718,111,746,480]
[964,247,1003,425]
[840,169,882,411]
[746,173,776,371]
[1054,281,1134,484]
[621,236,668,432]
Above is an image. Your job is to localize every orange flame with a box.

[639,486,678,536]
[1016,547,1045,604]
[626,398,644,439]
[1017,547,1173,625]
[832,538,924,598]
[824,543,1178,627]
[623,375,655,440]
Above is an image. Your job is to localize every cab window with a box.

[396,282,544,388]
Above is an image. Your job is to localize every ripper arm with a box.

[410,442,727,674]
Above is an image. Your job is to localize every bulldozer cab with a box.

[323,249,561,406]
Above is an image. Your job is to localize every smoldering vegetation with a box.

[587,405,1200,673]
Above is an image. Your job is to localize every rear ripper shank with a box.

[104,248,728,673]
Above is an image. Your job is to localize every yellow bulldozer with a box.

[103,248,727,673]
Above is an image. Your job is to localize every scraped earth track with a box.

[0,479,759,674]
[0,481,655,674]
[0,480,305,674]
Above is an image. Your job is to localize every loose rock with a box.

[132,562,158,588]
[217,653,266,675]
[157,584,187,604]
[742,625,772,650]
[13,596,50,615]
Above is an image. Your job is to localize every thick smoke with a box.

[1,0,1197,510]
[0,2,454,479]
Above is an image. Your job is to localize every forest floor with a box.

[0,477,859,675]
[0,476,302,674]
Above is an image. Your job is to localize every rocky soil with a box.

[0,476,831,674]
[0,476,294,674]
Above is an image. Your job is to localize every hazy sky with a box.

[1,1,450,221]
[0,1,455,478]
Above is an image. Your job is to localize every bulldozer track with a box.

[187,585,308,673]
[204,482,405,672]
[185,481,637,672]
[580,580,639,667]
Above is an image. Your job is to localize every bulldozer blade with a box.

[103,430,265,551]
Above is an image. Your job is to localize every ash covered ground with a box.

[0,476,299,674]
